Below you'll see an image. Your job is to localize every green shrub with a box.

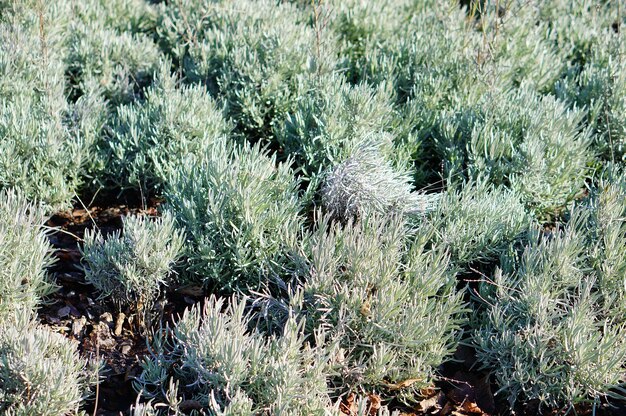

[0,190,56,323]
[275,75,399,180]
[466,1,567,93]
[68,0,157,35]
[0,317,96,416]
[158,0,334,142]
[473,202,626,409]
[135,295,334,415]
[556,34,626,162]
[81,213,184,314]
[163,141,303,292]
[427,181,530,267]
[0,4,96,210]
[299,214,465,401]
[92,66,231,192]
[431,86,593,218]
[586,169,626,324]
[65,0,162,106]
[320,142,438,221]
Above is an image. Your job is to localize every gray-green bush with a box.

[0,190,55,323]
[473,210,626,409]
[92,66,231,191]
[275,76,398,181]
[0,3,97,210]
[163,141,304,292]
[81,213,184,314]
[299,214,465,401]
[0,317,96,416]
[65,0,161,106]
[321,142,438,222]
[158,0,335,142]
[427,181,530,267]
[136,295,334,415]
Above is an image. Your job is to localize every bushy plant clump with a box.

[0,190,94,416]
[429,85,593,217]
[321,142,438,221]
[92,67,231,191]
[473,210,626,409]
[163,140,303,292]
[299,214,465,401]
[136,295,334,415]
[427,181,530,267]
[275,76,398,180]
[556,35,626,162]
[472,169,626,409]
[65,0,161,106]
[0,317,96,416]
[0,3,97,210]
[586,169,626,324]
[81,213,184,313]
[0,190,56,323]
[157,0,335,142]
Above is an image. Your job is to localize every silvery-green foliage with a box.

[82,213,184,311]
[468,1,567,93]
[0,318,96,416]
[556,34,626,162]
[331,0,471,97]
[94,66,231,191]
[0,190,56,323]
[0,4,95,210]
[428,181,530,267]
[65,0,162,105]
[158,0,334,142]
[585,169,626,324]
[276,75,398,181]
[473,210,626,409]
[433,86,592,217]
[136,295,334,415]
[301,214,464,400]
[321,142,438,222]
[163,141,303,292]
[68,0,157,35]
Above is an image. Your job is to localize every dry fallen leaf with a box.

[367,393,381,415]
[340,393,358,415]
[417,391,445,414]
[384,378,423,390]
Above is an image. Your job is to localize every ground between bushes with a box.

[39,195,626,416]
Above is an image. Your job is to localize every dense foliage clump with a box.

[81,213,184,316]
[3,0,626,414]
[0,190,55,322]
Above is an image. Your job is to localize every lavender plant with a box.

[162,140,304,292]
[0,3,96,210]
[93,65,231,192]
[0,316,96,416]
[157,0,335,142]
[320,142,438,222]
[135,295,334,415]
[81,213,184,316]
[300,214,465,401]
[0,190,55,323]
[428,181,530,267]
[473,210,626,409]
[65,0,161,106]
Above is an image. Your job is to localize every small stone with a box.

[100,312,113,323]
[114,312,126,336]
[72,316,87,337]
[121,344,131,355]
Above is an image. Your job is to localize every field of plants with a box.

[1,0,626,414]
